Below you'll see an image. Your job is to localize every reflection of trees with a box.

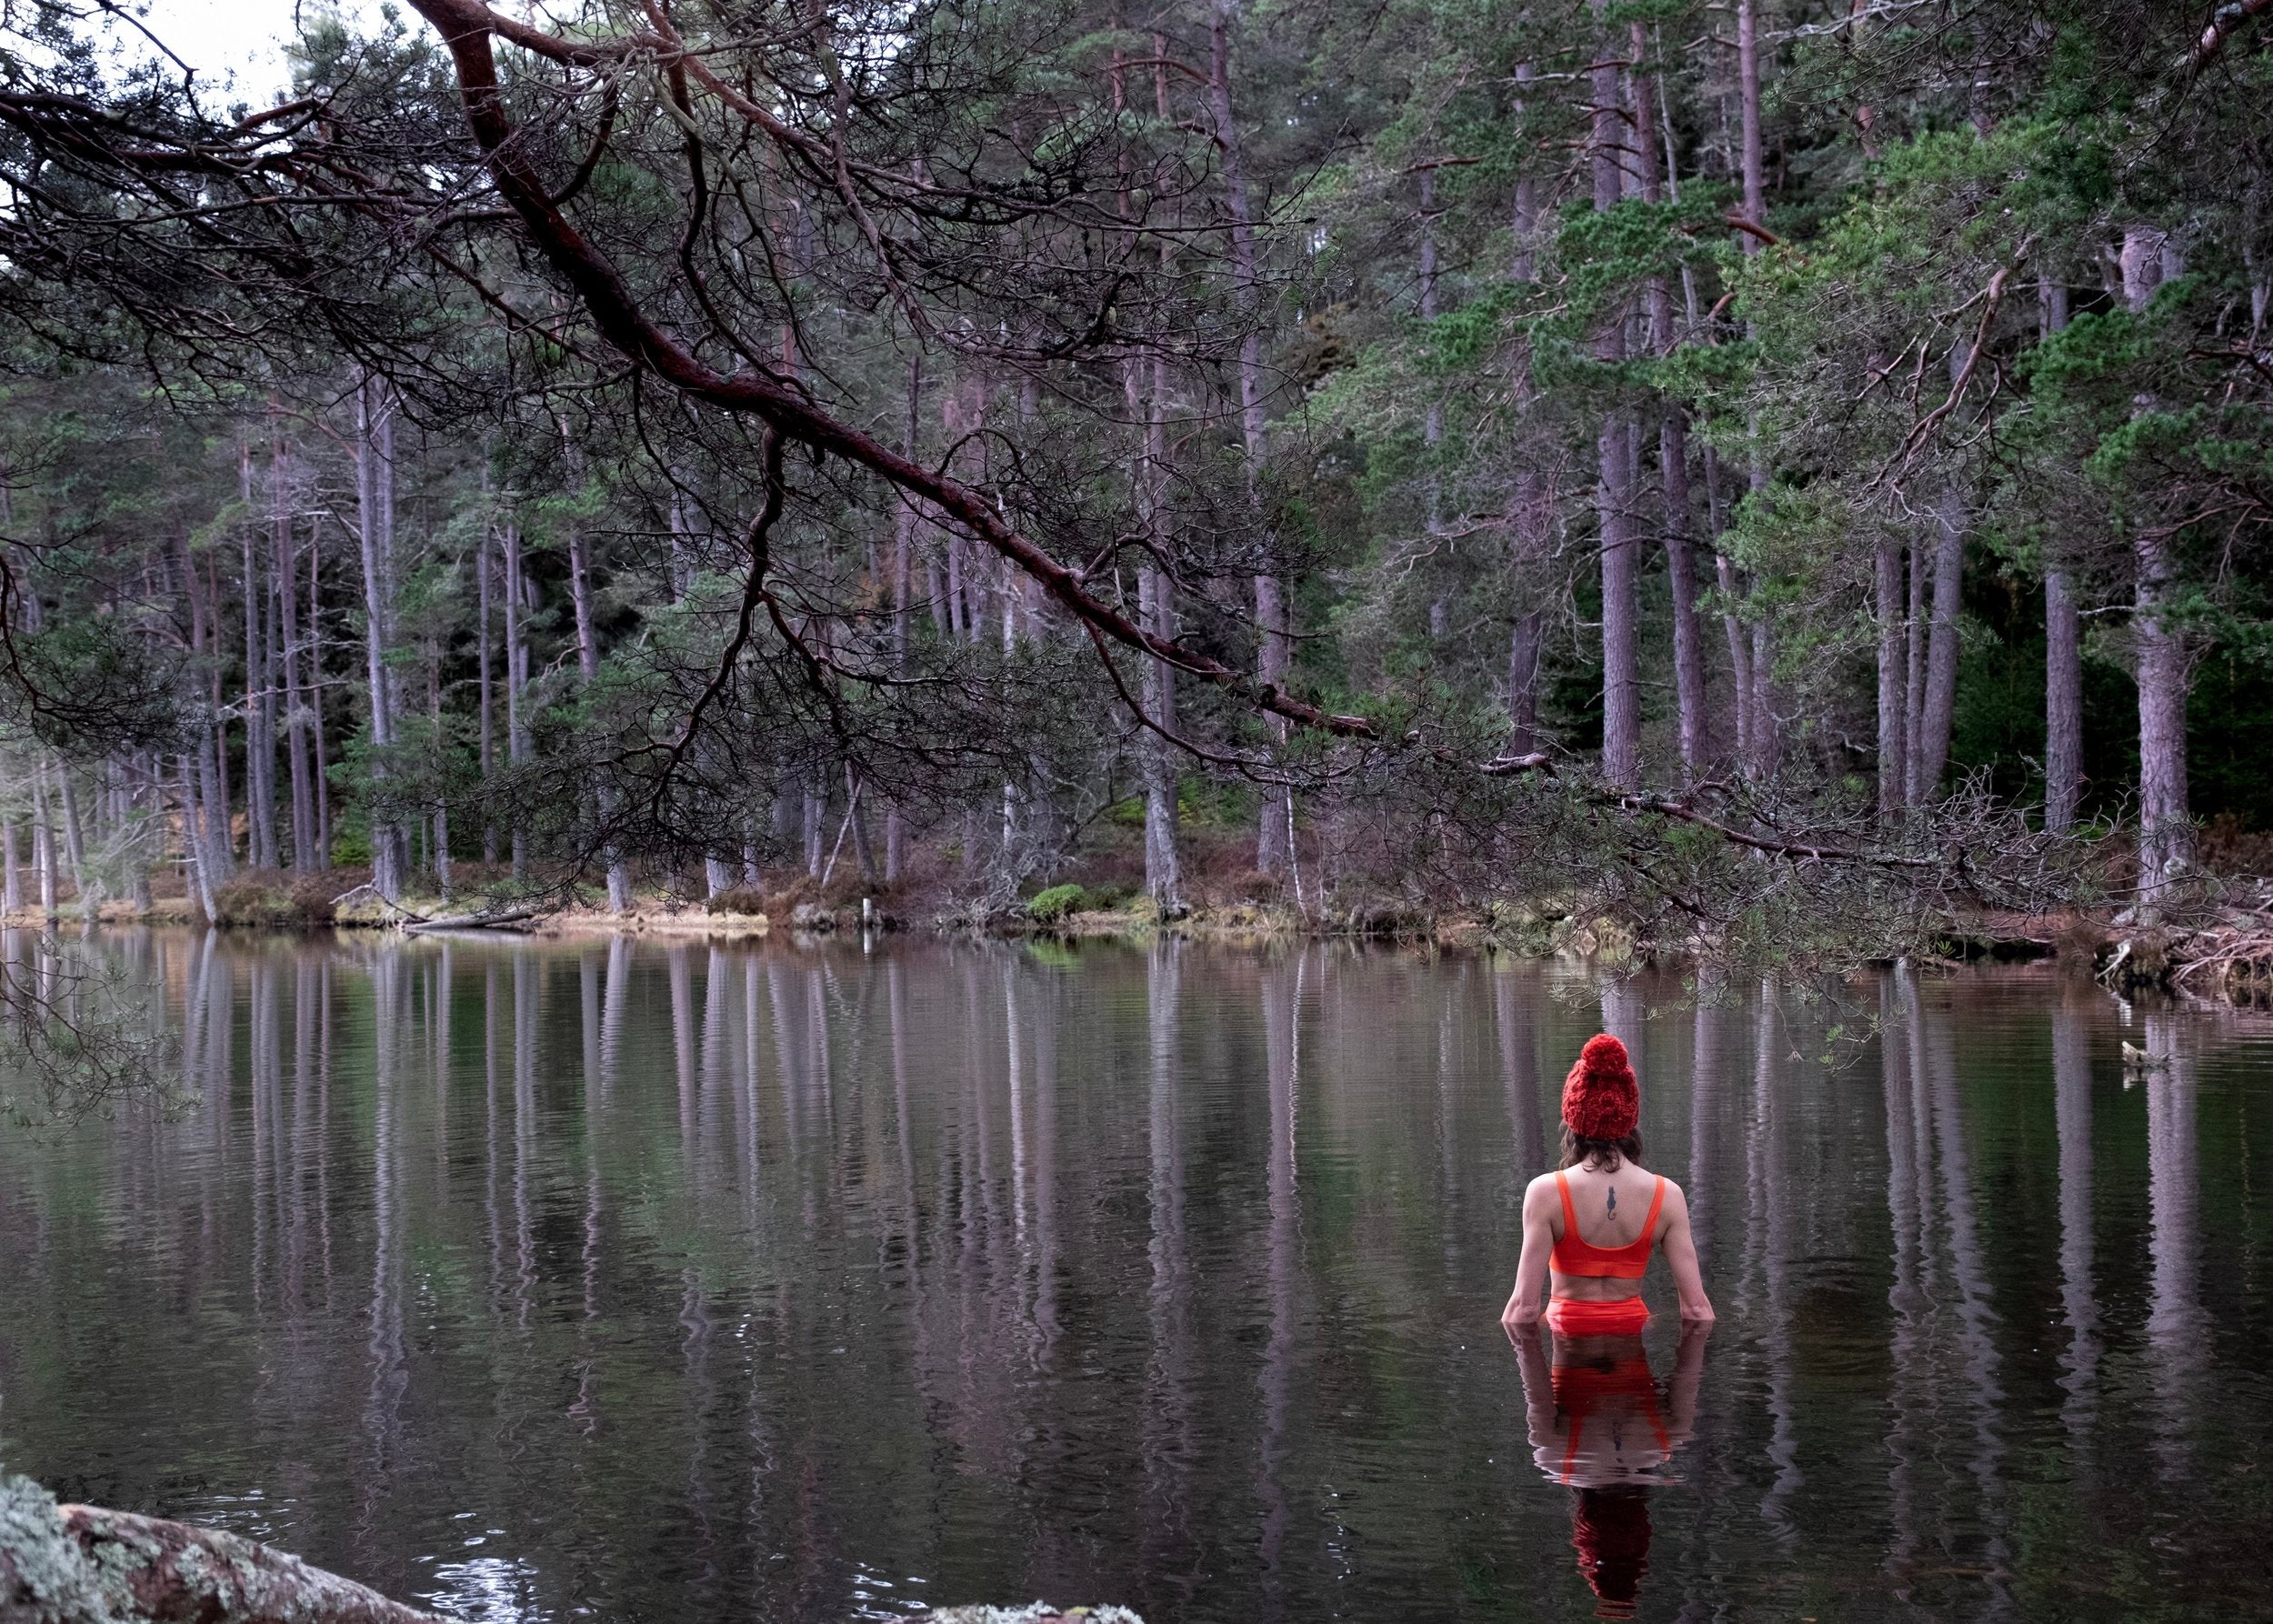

[1141,938,1195,1586]
[669,944,697,1151]
[1879,967,2014,1614]
[31,937,2258,1621]
[1921,977,2009,1617]
[2052,987,2098,1442]
[1881,971,1930,1596]
[512,951,536,1331]
[1257,953,1301,1620]
[573,948,604,1437]
[1747,989,1800,1543]
[1687,1006,1723,1272]
[1496,969,1546,1177]
[2145,1008,2200,1485]
[356,946,406,1563]
[1599,979,1644,1080]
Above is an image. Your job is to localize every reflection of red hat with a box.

[1563,1034,1639,1141]
[1572,1486,1650,1617]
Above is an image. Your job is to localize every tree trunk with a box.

[1598,416,1641,787]
[1732,1,1777,781]
[2045,567,2084,835]
[355,370,404,901]
[1419,165,1442,452]
[1702,447,1751,764]
[31,761,55,923]
[1661,416,1707,776]
[2120,228,2193,902]
[242,483,278,872]
[886,354,921,886]
[848,764,880,887]
[203,549,233,865]
[175,539,233,878]
[476,515,498,868]
[426,647,451,900]
[1506,607,1544,756]
[1737,0,1767,254]
[1904,529,1928,803]
[565,516,631,909]
[306,526,332,868]
[275,438,316,874]
[2135,551,2192,899]
[2040,278,2083,836]
[1875,532,1908,825]
[1209,0,1290,875]
[1,819,18,915]
[1132,346,1182,910]
[176,757,216,925]
[1510,63,1538,281]
[1591,0,1638,789]
[126,763,153,911]
[503,516,529,880]
[196,714,232,885]
[1632,25,1705,777]
[1913,484,1967,801]
[57,760,95,918]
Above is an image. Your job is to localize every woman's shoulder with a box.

[1637,1167,1687,1207]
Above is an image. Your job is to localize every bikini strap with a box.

[1642,1175,1667,1242]
[1554,1169,1578,1237]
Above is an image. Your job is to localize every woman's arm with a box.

[1500,1177,1555,1326]
[1658,1181,1715,1322]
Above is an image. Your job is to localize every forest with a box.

[0,0,2269,968]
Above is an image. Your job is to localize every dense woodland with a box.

[0,0,2269,961]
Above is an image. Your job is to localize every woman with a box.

[1500,1033,1714,1333]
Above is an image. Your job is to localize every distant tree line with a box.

[0,0,2266,963]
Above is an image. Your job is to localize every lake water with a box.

[2,930,2270,1622]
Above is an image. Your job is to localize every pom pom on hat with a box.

[1562,1033,1639,1142]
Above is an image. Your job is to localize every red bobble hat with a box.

[1562,1033,1639,1142]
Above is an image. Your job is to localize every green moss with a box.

[1026,884,1086,922]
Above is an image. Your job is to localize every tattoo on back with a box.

[1607,1184,1617,1218]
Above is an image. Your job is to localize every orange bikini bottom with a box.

[1546,1296,1651,1337]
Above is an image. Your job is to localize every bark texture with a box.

[2040,281,2084,837]
[2122,227,2194,904]
[1591,0,1638,790]
[1208,0,1293,874]
[355,370,405,901]
[1875,533,1908,824]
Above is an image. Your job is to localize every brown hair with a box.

[1560,1123,1643,1172]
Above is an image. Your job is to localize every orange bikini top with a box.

[1550,1171,1666,1279]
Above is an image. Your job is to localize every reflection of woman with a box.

[1500,1034,1714,1333]
[1508,1319,1712,1616]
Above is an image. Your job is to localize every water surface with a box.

[2,930,2269,1622]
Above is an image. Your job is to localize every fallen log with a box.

[0,1474,441,1624]
[927,1610,1143,1624]
[401,906,545,935]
